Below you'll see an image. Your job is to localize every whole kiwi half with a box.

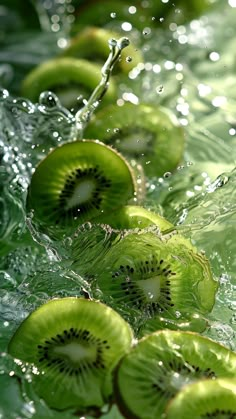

[92,231,218,326]
[166,378,236,419]
[62,26,143,75]
[21,57,117,108]
[8,297,134,411]
[26,140,136,234]
[114,330,236,419]
[84,102,185,177]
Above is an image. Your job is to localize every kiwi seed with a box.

[84,102,185,177]
[166,378,236,419]
[26,140,136,234]
[114,330,236,419]
[8,297,134,411]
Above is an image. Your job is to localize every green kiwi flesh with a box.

[91,205,174,231]
[114,331,236,419]
[84,103,185,177]
[62,26,143,75]
[93,231,218,325]
[166,378,236,419]
[21,57,117,106]
[138,312,208,337]
[8,297,134,411]
[27,140,136,232]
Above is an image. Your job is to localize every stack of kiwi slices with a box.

[114,330,236,419]
[61,26,143,75]
[84,102,185,177]
[21,57,117,109]
[26,139,140,236]
[8,297,134,413]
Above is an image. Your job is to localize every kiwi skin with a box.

[21,57,117,105]
[84,102,185,177]
[165,378,236,419]
[61,26,143,75]
[8,297,134,411]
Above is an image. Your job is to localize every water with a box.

[0,0,236,417]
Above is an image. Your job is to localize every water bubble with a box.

[39,91,60,108]
[164,172,172,178]
[110,12,116,18]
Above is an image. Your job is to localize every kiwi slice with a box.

[93,231,218,325]
[166,378,236,419]
[21,57,117,107]
[8,297,134,411]
[84,103,185,177]
[114,330,236,419]
[138,312,208,336]
[92,205,174,231]
[62,27,143,75]
[26,140,136,233]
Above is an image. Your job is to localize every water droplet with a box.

[110,12,116,18]
[164,172,172,178]
[39,91,59,108]
[126,56,133,63]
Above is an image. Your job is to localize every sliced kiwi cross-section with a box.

[8,297,134,411]
[166,378,236,419]
[21,57,117,108]
[27,140,136,233]
[114,330,236,419]
[84,103,185,177]
[93,231,218,326]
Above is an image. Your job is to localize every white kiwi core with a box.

[65,180,95,209]
[53,342,97,364]
[138,276,161,301]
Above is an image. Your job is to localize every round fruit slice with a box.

[93,231,218,325]
[138,312,208,336]
[114,331,236,419]
[91,205,174,231]
[166,378,236,419]
[8,297,134,411]
[62,26,143,75]
[26,140,136,232]
[84,103,185,177]
[21,57,116,107]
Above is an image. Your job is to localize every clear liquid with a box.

[0,1,236,417]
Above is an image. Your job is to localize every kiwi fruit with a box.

[114,330,236,419]
[92,231,218,327]
[8,297,134,411]
[138,312,208,337]
[91,205,174,231]
[84,103,185,177]
[26,139,136,234]
[21,57,117,108]
[166,378,236,419]
[62,27,143,75]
